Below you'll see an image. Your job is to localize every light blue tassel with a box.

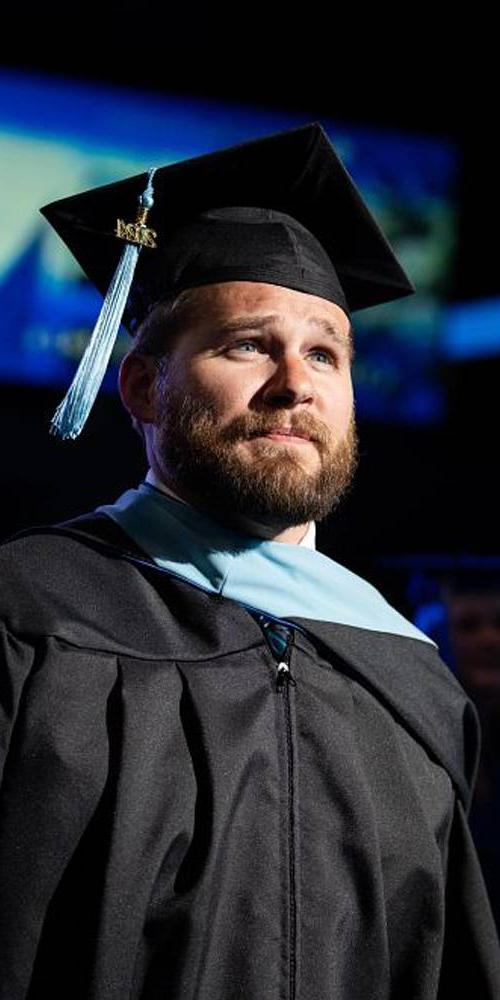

[50,168,157,440]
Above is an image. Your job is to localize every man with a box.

[1,123,499,999]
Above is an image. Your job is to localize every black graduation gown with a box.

[1,514,499,1000]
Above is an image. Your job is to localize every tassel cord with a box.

[50,166,157,440]
[50,242,140,439]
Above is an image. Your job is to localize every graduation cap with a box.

[41,121,415,439]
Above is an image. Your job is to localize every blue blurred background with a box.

[2,69,497,423]
[0,68,464,422]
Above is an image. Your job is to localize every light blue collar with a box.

[97,483,434,645]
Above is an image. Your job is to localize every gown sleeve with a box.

[438,784,500,996]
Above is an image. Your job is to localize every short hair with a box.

[127,288,200,361]
[124,290,201,440]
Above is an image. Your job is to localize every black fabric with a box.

[40,122,415,331]
[1,516,500,999]
[142,206,350,319]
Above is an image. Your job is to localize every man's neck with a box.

[145,469,316,548]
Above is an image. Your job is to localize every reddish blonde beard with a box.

[153,388,358,529]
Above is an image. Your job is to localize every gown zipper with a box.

[256,614,298,1000]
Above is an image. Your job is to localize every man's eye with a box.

[310,348,335,365]
[228,340,262,353]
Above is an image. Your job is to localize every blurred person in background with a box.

[444,571,500,934]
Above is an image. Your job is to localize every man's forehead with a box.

[172,280,351,335]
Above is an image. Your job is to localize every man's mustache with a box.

[220,412,331,446]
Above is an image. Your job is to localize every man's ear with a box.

[119,353,158,424]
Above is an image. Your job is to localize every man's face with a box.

[147,281,357,530]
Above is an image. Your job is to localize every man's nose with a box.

[261,353,315,406]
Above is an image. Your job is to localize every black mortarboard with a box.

[41,122,415,438]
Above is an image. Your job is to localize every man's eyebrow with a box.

[214,314,279,335]
[214,313,353,359]
[307,315,352,352]
[217,313,354,363]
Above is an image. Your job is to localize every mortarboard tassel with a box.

[50,168,157,439]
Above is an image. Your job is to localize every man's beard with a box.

[153,386,359,530]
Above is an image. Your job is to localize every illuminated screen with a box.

[0,69,461,423]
